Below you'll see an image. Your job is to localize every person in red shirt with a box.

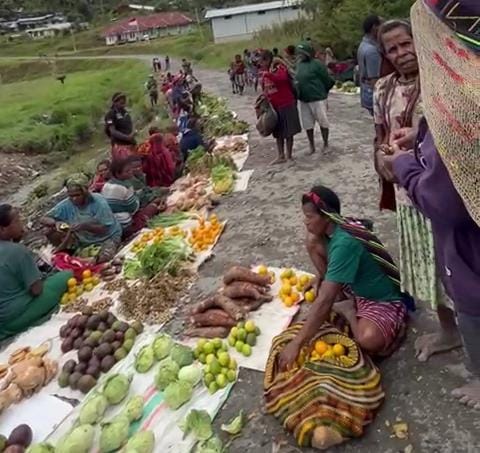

[261,50,301,164]
[231,54,246,95]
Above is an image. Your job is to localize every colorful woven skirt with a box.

[264,322,384,449]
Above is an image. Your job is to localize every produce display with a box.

[188,215,223,253]
[211,164,235,194]
[213,136,247,157]
[0,343,58,415]
[194,338,237,394]
[62,296,113,314]
[60,271,101,305]
[0,424,33,452]
[186,147,237,178]
[147,211,192,229]
[334,80,358,93]
[264,267,316,307]
[186,266,272,338]
[57,310,143,393]
[227,320,261,357]
[300,335,357,367]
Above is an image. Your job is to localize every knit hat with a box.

[296,41,314,58]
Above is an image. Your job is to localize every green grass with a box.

[0,60,151,155]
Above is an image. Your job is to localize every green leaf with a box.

[220,410,245,435]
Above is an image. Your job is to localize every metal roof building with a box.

[205,0,301,43]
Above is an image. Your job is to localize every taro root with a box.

[8,424,33,447]
[100,356,116,373]
[101,330,115,344]
[86,315,101,330]
[94,343,112,360]
[61,338,74,353]
[62,359,77,374]
[74,362,87,375]
[78,346,93,363]
[58,371,70,388]
[77,375,97,394]
[69,371,82,390]
[97,322,107,332]
[59,325,70,338]
[73,338,83,350]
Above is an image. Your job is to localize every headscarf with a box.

[411,0,480,225]
[303,191,415,310]
[65,173,90,192]
[111,92,126,104]
[296,41,315,59]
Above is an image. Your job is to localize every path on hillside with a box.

[4,55,479,451]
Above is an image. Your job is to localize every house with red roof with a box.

[102,12,193,46]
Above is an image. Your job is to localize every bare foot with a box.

[333,299,357,324]
[452,379,480,410]
[270,157,286,165]
[322,145,330,154]
[414,331,462,362]
[307,147,316,155]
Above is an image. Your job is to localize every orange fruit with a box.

[67,278,77,288]
[281,283,292,296]
[291,292,300,303]
[283,296,294,307]
[332,344,346,357]
[289,276,298,285]
[305,290,315,303]
[314,340,329,355]
[82,269,92,279]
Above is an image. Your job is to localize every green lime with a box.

[198,353,207,364]
[242,343,252,357]
[221,367,229,375]
[245,320,256,333]
[216,373,227,389]
[235,341,244,353]
[228,335,236,347]
[203,341,214,354]
[255,326,261,336]
[212,338,223,349]
[228,357,237,370]
[204,373,215,386]
[246,332,257,347]
[218,352,230,367]
[206,353,216,365]
[230,327,239,338]
[237,321,245,329]
[226,369,237,382]
[220,342,228,352]
[194,346,202,359]
[203,364,211,375]
[209,358,221,375]
[208,381,218,394]
[197,338,208,350]
[237,328,247,342]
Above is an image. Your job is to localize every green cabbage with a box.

[155,357,180,391]
[153,334,173,360]
[124,430,155,453]
[179,409,213,441]
[56,424,95,453]
[135,345,155,373]
[79,393,108,425]
[164,380,193,410]
[102,374,131,405]
[169,343,194,367]
[123,395,145,422]
[99,414,130,452]
[178,364,202,386]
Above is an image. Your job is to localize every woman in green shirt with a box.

[279,186,411,369]
[0,204,72,340]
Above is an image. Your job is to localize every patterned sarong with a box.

[264,322,384,448]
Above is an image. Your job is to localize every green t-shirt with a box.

[0,241,41,322]
[295,59,335,103]
[325,226,401,302]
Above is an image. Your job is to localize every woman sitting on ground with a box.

[89,160,111,193]
[279,186,413,369]
[0,205,72,340]
[101,157,164,237]
[41,174,122,263]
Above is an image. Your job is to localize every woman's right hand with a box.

[375,150,396,182]
[278,339,301,371]
[390,127,417,150]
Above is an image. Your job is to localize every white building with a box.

[25,22,72,39]
[205,0,302,43]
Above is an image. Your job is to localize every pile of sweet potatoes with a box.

[185,266,272,338]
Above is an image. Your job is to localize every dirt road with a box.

[187,65,480,452]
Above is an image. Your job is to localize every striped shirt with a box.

[101,179,140,229]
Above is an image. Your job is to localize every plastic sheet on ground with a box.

[331,87,360,96]
[47,331,232,453]
[234,170,253,192]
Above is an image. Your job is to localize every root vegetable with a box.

[232,298,265,312]
[223,266,271,287]
[184,326,229,338]
[213,295,245,321]
[223,282,265,300]
[190,309,236,328]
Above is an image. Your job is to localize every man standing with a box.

[165,55,170,71]
[357,15,382,115]
[145,75,158,107]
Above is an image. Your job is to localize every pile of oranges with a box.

[188,215,223,253]
[310,340,347,361]
[131,226,187,255]
[61,270,100,304]
[278,269,316,307]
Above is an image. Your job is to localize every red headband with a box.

[305,192,326,211]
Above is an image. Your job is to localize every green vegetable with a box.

[102,374,131,405]
[148,212,191,228]
[56,424,95,453]
[99,414,130,452]
[179,409,213,441]
[164,380,194,410]
[195,436,225,453]
[153,334,173,360]
[123,395,144,422]
[177,364,202,386]
[138,236,192,278]
[221,410,245,435]
[170,343,194,367]
[26,444,55,453]
[135,345,156,373]
[211,164,235,194]
[78,393,108,425]
[155,357,180,391]
[123,259,143,280]
[124,430,155,453]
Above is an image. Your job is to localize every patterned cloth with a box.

[111,143,136,161]
[264,322,385,448]
[101,179,140,229]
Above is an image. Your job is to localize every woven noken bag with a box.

[411,1,480,226]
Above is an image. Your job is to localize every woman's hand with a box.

[390,127,417,150]
[383,143,409,175]
[375,149,396,182]
[278,339,301,371]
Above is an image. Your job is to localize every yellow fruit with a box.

[280,268,293,279]
[299,275,311,286]
[283,296,294,307]
[310,351,320,361]
[305,290,315,303]
[84,283,94,292]
[332,344,346,357]
[296,283,304,292]
[269,271,276,283]
[83,277,93,285]
[289,276,298,285]
[257,265,268,276]
[68,294,76,302]
[322,349,335,359]
[82,270,92,280]
[76,286,84,296]
[68,286,77,295]
[314,340,329,355]
[281,283,292,296]
[291,292,300,303]
[92,276,100,286]
[60,294,69,305]
[245,320,256,333]
[67,278,77,288]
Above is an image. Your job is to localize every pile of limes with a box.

[279,269,316,306]
[60,270,100,305]
[195,338,238,394]
[227,320,261,356]
[310,340,347,361]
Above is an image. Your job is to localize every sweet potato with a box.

[184,326,229,338]
[223,266,271,287]
[191,309,236,328]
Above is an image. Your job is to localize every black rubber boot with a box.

[320,127,329,147]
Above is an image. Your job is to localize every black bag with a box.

[255,95,278,137]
